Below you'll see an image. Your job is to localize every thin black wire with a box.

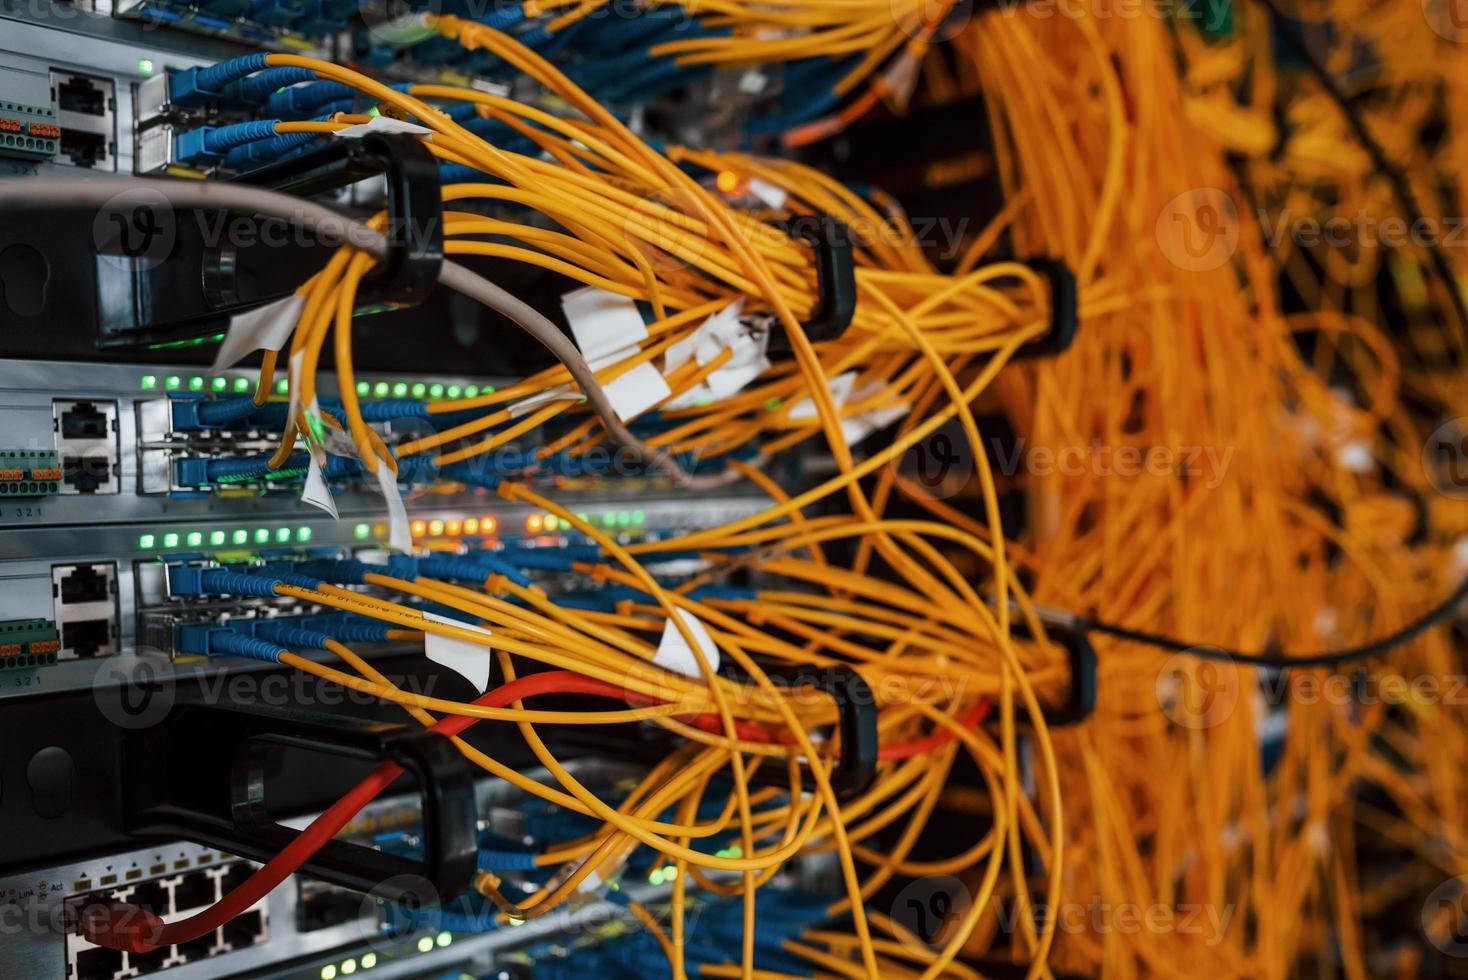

[1076,0,1468,668]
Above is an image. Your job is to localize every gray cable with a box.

[0,176,691,484]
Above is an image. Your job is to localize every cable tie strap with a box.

[1013,257,1079,359]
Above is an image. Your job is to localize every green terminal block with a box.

[0,99,60,162]
[0,449,61,497]
[0,619,60,669]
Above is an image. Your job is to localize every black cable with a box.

[1075,0,1468,668]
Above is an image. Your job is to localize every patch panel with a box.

[65,860,269,980]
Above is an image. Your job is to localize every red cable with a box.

[83,665,985,952]
[878,702,991,760]
[82,669,612,953]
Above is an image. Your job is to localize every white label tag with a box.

[663,300,768,408]
[654,609,719,678]
[788,371,857,420]
[508,384,574,419]
[601,358,671,422]
[423,611,492,693]
[374,461,412,552]
[561,286,647,362]
[333,116,435,140]
[747,177,787,210]
[213,294,304,373]
[300,459,339,519]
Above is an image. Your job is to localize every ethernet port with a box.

[222,909,264,949]
[58,565,111,605]
[296,880,362,932]
[59,401,108,440]
[219,861,253,895]
[126,880,169,917]
[60,619,111,659]
[175,931,217,962]
[62,453,112,493]
[129,944,169,975]
[55,74,107,117]
[58,129,107,170]
[74,946,123,980]
[171,871,216,912]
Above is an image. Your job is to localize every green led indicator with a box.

[275,527,291,543]
[435,932,452,948]
[165,376,181,391]
[361,953,376,969]
[233,377,251,393]
[356,381,370,397]
[232,529,249,545]
[138,58,154,76]
[416,936,433,954]
[354,522,371,540]
[601,513,616,527]
[373,382,390,397]
[632,510,646,525]
[482,385,496,394]
[429,384,444,398]
[186,531,203,547]
[210,530,226,546]
[765,397,781,410]
[392,382,408,398]
[465,385,479,398]
[340,959,357,976]
[163,532,179,548]
[410,383,426,398]
[544,515,558,531]
[446,384,462,398]
[320,967,336,980]
[276,379,289,395]
[648,868,666,885]
[140,374,158,390]
[188,376,204,391]
[254,528,270,545]
[211,376,227,391]
[615,511,631,526]
[577,512,589,524]
[297,526,313,542]
[138,533,156,549]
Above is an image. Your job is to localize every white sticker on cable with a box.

[561,286,648,362]
[300,458,339,519]
[787,371,857,420]
[654,608,720,678]
[213,294,304,372]
[602,358,671,422]
[423,612,492,694]
[333,116,435,140]
[507,384,574,419]
[665,299,743,373]
[374,461,412,552]
[746,177,787,210]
